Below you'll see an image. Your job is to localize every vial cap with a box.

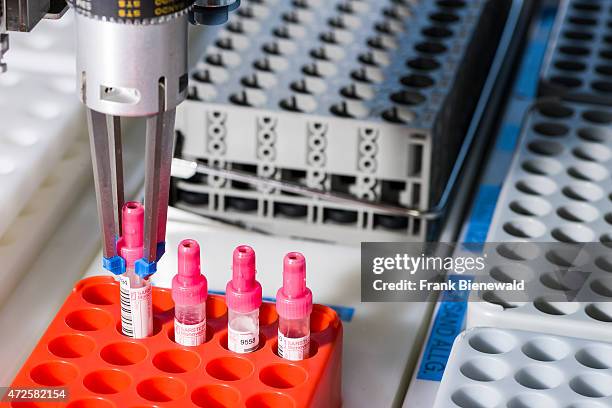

[276,252,313,320]
[178,239,201,281]
[226,245,262,313]
[117,202,144,268]
[172,239,208,306]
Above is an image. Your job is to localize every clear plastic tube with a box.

[278,316,310,361]
[119,266,153,339]
[172,239,208,346]
[174,302,206,346]
[175,302,206,325]
[228,309,259,353]
[276,252,312,361]
[226,245,262,353]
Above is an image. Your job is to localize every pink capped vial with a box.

[276,252,313,361]
[225,245,262,353]
[116,202,153,339]
[172,239,208,346]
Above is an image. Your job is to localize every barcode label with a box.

[228,326,259,353]
[174,319,206,346]
[277,331,310,361]
[117,275,153,338]
[118,275,134,337]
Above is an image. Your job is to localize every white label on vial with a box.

[174,319,206,346]
[277,331,310,361]
[117,275,152,339]
[228,326,259,353]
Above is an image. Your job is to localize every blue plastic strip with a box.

[515,6,557,98]
[497,123,522,152]
[208,290,355,322]
[416,5,559,383]
[463,184,502,245]
[416,275,471,381]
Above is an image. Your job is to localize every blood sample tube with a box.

[116,202,153,339]
[226,245,262,353]
[276,252,313,361]
[172,239,208,346]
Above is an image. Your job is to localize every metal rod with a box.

[156,108,176,245]
[143,80,174,264]
[172,158,438,219]
[87,109,120,259]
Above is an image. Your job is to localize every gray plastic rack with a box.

[172,0,510,243]
[540,0,612,105]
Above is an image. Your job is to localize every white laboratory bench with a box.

[0,178,433,408]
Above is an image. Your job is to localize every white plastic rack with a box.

[433,327,612,408]
[468,99,612,341]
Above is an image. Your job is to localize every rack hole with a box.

[521,337,570,362]
[459,357,508,382]
[514,366,563,390]
[259,364,308,389]
[65,309,111,331]
[575,345,612,369]
[206,357,254,381]
[533,298,580,315]
[450,385,501,408]
[48,334,95,359]
[522,158,562,176]
[585,303,612,322]
[515,177,557,196]
[30,361,78,386]
[527,140,564,156]
[82,283,119,306]
[503,219,546,238]
[562,182,604,202]
[554,59,586,72]
[468,329,516,354]
[153,349,201,374]
[100,342,147,366]
[569,373,612,397]
[192,385,240,408]
[137,377,186,402]
[65,399,114,408]
[557,202,599,222]
[550,76,582,88]
[83,369,131,394]
[582,110,612,124]
[532,122,569,137]
[246,393,295,408]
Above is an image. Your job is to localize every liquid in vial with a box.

[226,245,262,353]
[172,239,208,346]
[116,202,153,339]
[276,252,313,361]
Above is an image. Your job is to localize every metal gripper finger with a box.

[87,109,125,273]
[139,79,176,277]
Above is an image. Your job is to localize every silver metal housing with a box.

[75,13,188,117]
[198,0,237,6]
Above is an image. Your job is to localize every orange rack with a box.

[6,276,342,408]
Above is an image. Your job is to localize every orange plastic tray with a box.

[6,276,342,408]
